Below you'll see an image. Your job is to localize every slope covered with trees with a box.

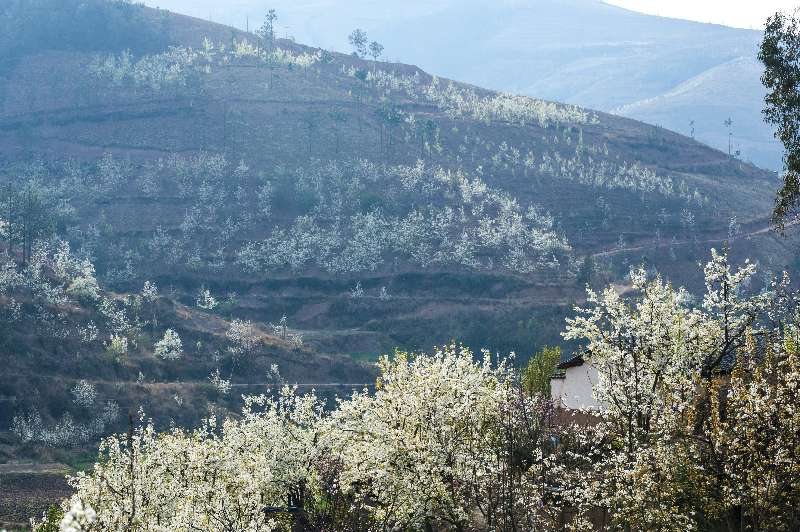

[0,3,796,525]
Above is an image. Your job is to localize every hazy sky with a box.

[145,0,798,32]
[605,1,797,29]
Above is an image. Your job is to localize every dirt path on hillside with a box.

[591,219,798,259]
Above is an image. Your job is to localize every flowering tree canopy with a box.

[34,251,800,531]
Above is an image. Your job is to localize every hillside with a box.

[0,2,797,523]
[144,0,784,170]
[614,56,781,170]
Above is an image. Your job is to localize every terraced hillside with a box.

[0,1,795,497]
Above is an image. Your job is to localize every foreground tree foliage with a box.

[37,252,800,531]
[760,10,800,228]
[521,345,561,397]
[323,346,565,531]
[560,250,800,531]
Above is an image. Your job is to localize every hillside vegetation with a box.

[145,0,784,169]
[33,254,800,531]
[0,3,797,524]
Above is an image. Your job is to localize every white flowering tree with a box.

[560,249,797,530]
[563,268,706,452]
[688,333,800,529]
[104,335,128,360]
[59,499,97,531]
[196,287,218,310]
[139,281,158,330]
[71,380,98,408]
[226,319,260,360]
[322,344,563,530]
[154,329,183,360]
[46,390,324,531]
[209,368,231,396]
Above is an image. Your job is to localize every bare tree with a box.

[725,117,733,157]
[376,100,403,159]
[1,181,53,264]
[302,113,320,156]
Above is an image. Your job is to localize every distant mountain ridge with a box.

[144,0,782,170]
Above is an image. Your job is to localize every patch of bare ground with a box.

[0,468,72,529]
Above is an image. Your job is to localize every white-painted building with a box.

[550,353,604,410]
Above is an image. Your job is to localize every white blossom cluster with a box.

[40,346,565,531]
[71,380,98,408]
[226,319,260,359]
[1,240,173,449]
[132,152,267,273]
[321,345,560,529]
[557,250,800,529]
[230,38,321,70]
[93,153,134,197]
[269,316,304,349]
[33,153,134,209]
[360,67,595,127]
[90,37,319,94]
[12,400,119,448]
[89,46,211,93]
[47,393,324,531]
[208,368,231,395]
[59,499,97,532]
[154,329,183,361]
[0,240,118,342]
[196,287,218,310]
[538,150,708,204]
[237,160,571,274]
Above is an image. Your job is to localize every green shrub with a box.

[521,345,561,397]
[66,275,100,303]
[104,334,128,361]
[35,504,64,532]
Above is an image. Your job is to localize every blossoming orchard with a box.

[2,2,799,531]
[26,251,799,531]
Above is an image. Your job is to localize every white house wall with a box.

[551,363,603,410]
